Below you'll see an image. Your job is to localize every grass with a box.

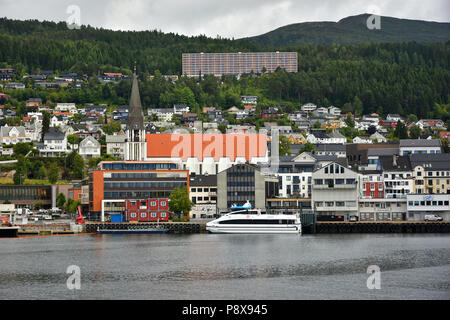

[0,177,71,185]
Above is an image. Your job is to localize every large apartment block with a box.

[182,52,298,77]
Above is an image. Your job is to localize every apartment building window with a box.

[336,201,345,207]
[325,202,334,207]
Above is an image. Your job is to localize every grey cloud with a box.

[1,0,449,38]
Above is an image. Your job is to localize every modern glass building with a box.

[182,52,298,77]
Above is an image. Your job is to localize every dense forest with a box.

[0,18,449,120]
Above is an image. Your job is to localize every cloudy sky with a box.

[1,0,449,38]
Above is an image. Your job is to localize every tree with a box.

[312,121,322,129]
[41,111,50,142]
[168,187,193,219]
[407,114,418,123]
[345,114,355,128]
[47,162,59,184]
[279,136,291,156]
[102,120,122,135]
[72,153,85,179]
[409,125,422,139]
[13,143,32,156]
[299,142,315,154]
[394,120,408,140]
[56,193,66,209]
[67,134,80,146]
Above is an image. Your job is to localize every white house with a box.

[37,128,68,157]
[301,103,317,112]
[353,136,373,144]
[55,103,78,114]
[0,125,33,145]
[78,136,101,159]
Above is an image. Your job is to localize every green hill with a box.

[244,14,450,46]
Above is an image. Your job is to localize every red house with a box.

[125,198,170,222]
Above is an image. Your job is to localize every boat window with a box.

[219,219,296,225]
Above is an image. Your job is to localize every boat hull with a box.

[206,225,301,234]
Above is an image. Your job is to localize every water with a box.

[0,233,449,300]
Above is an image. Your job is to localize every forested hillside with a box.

[0,18,449,120]
[244,14,450,46]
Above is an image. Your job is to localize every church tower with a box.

[125,66,146,161]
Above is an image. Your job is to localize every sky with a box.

[1,0,449,38]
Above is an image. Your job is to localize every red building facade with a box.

[125,198,170,222]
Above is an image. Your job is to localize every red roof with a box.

[146,133,267,161]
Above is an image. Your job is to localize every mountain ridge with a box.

[243,14,450,46]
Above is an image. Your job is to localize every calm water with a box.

[0,233,449,300]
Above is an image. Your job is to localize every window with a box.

[325,202,334,207]
[161,212,167,217]
[151,201,157,206]
[335,179,345,185]
[130,212,137,218]
[151,212,157,218]
[160,201,166,206]
[141,212,147,218]
[336,201,345,207]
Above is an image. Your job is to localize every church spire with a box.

[127,64,144,131]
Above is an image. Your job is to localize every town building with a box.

[106,133,126,159]
[36,127,68,157]
[312,161,359,221]
[182,52,298,77]
[276,152,315,198]
[410,153,450,195]
[145,133,268,175]
[124,68,146,161]
[407,194,450,221]
[217,163,279,214]
[88,161,189,222]
[0,125,33,144]
[399,139,441,155]
[380,155,413,198]
[78,136,101,159]
[189,174,217,219]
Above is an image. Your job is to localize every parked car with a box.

[424,214,443,221]
[349,216,359,222]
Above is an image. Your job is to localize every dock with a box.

[314,221,450,234]
[86,222,206,234]
[0,227,19,238]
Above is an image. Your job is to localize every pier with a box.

[85,222,205,234]
[314,221,450,234]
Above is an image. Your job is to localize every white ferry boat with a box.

[206,201,301,234]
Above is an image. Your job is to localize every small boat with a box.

[207,201,301,234]
[97,226,169,234]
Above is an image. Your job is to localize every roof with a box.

[315,144,346,152]
[106,134,126,143]
[189,174,217,187]
[44,127,65,141]
[80,135,100,147]
[380,155,411,172]
[145,133,267,161]
[367,148,398,157]
[127,71,145,131]
[328,131,345,139]
[409,153,450,171]
[399,139,441,148]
